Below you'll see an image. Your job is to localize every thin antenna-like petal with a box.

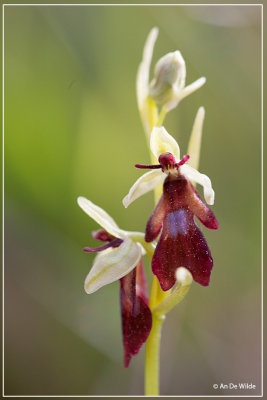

[187,107,205,171]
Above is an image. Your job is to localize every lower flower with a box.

[77,197,152,367]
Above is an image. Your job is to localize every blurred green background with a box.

[4,4,261,396]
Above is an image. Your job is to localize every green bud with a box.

[149,51,186,105]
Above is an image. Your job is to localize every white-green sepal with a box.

[136,27,158,112]
[150,126,180,160]
[122,169,165,208]
[181,164,215,205]
[165,77,206,112]
[77,197,125,238]
[84,238,142,294]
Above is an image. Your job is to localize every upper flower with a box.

[123,126,215,209]
[145,169,218,290]
[149,50,206,112]
[122,123,218,290]
[136,27,206,135]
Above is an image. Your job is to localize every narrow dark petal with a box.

[120,263,152,368]
[135,163,161,169]
[91,229,116,242]
[152,208,213,291]
[83,238,123,253]
[145,195,167,242]
[136,260,149,304]
[176,154,190,167]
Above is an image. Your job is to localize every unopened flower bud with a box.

[149,51,185,105]
[175,267,193,286]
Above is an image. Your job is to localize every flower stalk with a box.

[145,268,192,395]
[135,28,212,396]
[145,311,164,396]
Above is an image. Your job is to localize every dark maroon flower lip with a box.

[145,173,218,291]
[120,260,152,368]
[135,152,190,173]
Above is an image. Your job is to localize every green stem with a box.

[144,102,168,396]
[145,313,165,396]
[144,96,187,396]
[145,275,169,396]
[156,106,167,126]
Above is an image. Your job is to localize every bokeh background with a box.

[4,4,262,396]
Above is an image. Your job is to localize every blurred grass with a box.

[4,4,261,395]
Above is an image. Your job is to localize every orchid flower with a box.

[77,197,152,367]
[123,124,215,208]
[122,126,218,290]
[137,27,206,136]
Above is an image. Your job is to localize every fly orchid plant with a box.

[78,27,218,396]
